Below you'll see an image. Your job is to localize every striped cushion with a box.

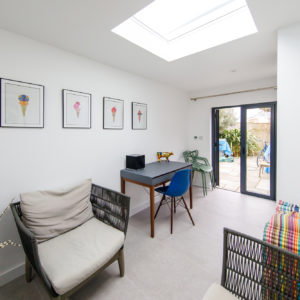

[263,204,300,297]
[283,211,300,219]
[276,200,299,214]
[263,213,300,254]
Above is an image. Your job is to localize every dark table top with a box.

[120,161,192,186]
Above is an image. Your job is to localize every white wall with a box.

[187,78,277,164]
[277,23,300,204]
[0,29,189,285]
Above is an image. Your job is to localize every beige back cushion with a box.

[20,179,93,243]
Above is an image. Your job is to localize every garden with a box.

[219,128,260,157]
[218,107,270,195]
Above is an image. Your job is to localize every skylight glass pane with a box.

[112,0,257,62]
[166,6,257,61]
[134,0,245,40]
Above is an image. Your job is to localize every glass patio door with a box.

[212,102,276,200]
[240,103,276,199]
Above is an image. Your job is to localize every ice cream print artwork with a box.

[18,94,29,117]
[0,78,44,128]
[111,106,117,122]
[63,89,91,128]
[73,101,81,118]
[132,102,147,130]
[137,110,142,122]
[103,97,124,129]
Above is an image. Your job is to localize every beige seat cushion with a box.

[21,179,93,242]
[203,283,238,300]
[38,217,125,295]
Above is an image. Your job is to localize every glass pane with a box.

[246,107,271,196]
[218,107,241,192]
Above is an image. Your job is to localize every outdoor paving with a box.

[219,156,270,195]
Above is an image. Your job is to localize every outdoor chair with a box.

[10,180,130,300]
[259,161,270,177]
[154,169,195,234]
[203,227,300,300]
[183,150,215,196]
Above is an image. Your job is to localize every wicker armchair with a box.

[10,183,130,300]
[204,227,300,299]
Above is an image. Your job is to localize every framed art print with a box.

[0,78,44,128]
[132,102,147,130]
[62,89,91,128]
[103,97,124,129]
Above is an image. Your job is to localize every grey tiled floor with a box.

[0,187,275,300]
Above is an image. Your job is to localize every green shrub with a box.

[247,134,260,156]
[219,129,259,157]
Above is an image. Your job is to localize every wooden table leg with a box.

[189,171,193,209]
[150,186,155,238]
[121,177,125,194]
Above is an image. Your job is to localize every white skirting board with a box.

[0,262,24,287]
[129,194,163,217]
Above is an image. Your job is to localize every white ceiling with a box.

[0,0,300,93]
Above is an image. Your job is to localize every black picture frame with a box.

[103,97,124,130]
[62,89,92,129]
[132,102,147,130]
[0,78,44,128]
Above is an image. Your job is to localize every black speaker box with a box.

[126,154,145,170]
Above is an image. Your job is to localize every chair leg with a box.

[202,172,207,196]
[209,172,214,190]
[182,197,195,226]
[154,195,165,219]
[174,198,176,214]
[118,249,125,277]
[170,197,174,234]
[200,172,205,196]
[25,256,32,283]
[204,173,207,196]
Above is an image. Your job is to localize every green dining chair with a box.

[183,150,215,196]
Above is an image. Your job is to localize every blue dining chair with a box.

[155,169,195,234]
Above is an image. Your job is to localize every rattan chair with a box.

[10,184,130,300]
[218,228,300,299]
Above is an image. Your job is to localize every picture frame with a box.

[62,89,91,129]
[0,78,44,128]
[132,102,147,130]
[103,97,124,129]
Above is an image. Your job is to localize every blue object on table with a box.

[219,139,233,156]
[264,145,271,163]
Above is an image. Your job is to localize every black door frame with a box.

[212,102,277,200]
